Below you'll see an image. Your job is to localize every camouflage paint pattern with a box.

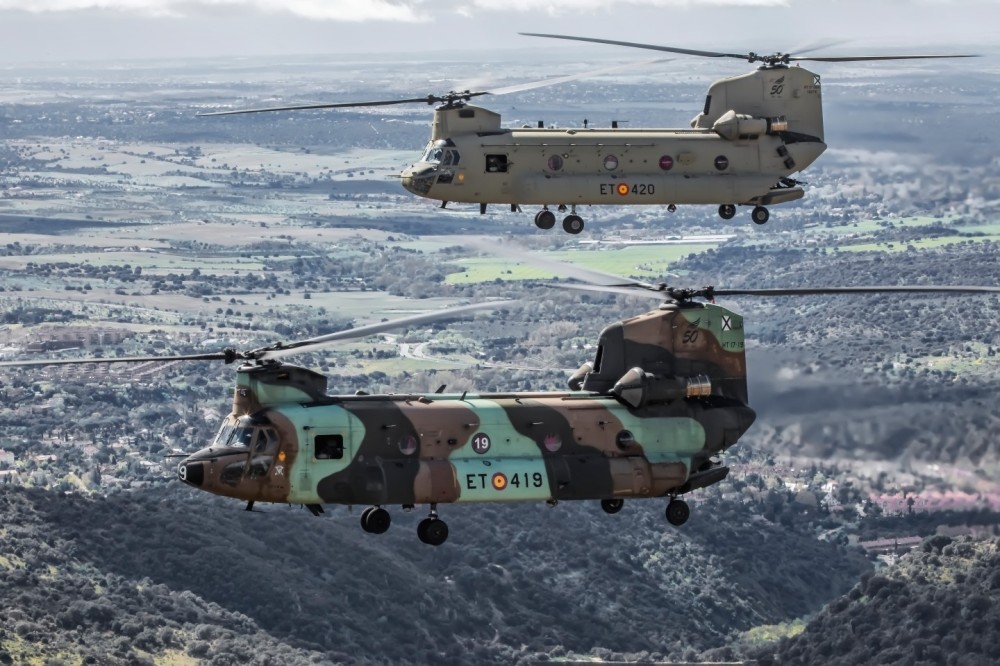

[178,302,756,510]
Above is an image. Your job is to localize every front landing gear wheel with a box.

[665,499,690,526]
[534,210,556,230]
[718,204,736,220]
[562,214,584,234]
[417,518,449,546]
[600,499,624,514]
[751,206,770,225]
[362,507,391,534]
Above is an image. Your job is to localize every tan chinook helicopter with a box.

[200,36,973,233]
[5,261,998,546]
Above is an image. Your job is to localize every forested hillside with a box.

[745,536,1000,665]
[0,485,870,664]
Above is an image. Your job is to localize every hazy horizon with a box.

[0,0,995,66]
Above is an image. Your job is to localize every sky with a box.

[0,0,996,64]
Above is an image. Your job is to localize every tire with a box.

[562,215,584,234]
[360,506,374,532]
[601,499,624,515]
[423,519,449,546]
[718,204,736,220]
[665,499,690,526]
[534,210,556,230]
[363,507,391,534]
[751,206,770,225]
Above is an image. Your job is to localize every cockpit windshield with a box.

[422,142,445,163]
[212,416,272,450]
[420,140,459,166]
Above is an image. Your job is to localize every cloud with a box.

[0,0,426,22]
[1,0,792,22]
[466,0,788,10]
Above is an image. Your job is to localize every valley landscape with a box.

[1,46,999,665]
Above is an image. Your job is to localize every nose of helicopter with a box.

[177,447,216,488]
[400,164,437,196]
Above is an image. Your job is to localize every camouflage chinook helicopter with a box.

[4,268,998,546]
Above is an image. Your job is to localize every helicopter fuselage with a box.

[178,388,754,508]
[174,300,756,544]
[402,125,822,206]
[400,66,826,231]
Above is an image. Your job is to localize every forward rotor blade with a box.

[196,94,487,117]
[519,33,747,60]
[712,285,1000,297]
[252,300,515,361]
[0,350,234,369]
[553,283,665,299]
[487,57,671,97]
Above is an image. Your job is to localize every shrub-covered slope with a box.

[747,536,1000,665]
[1,485,870,664]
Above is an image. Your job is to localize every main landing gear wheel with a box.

[718,204,736,220]
[751,206,770,225]
[361,506,391,534]
[562,214,584,234]
[534,210,556,230]
[665,499,690,526]
[417,517,449,546]
[600,498,624,514]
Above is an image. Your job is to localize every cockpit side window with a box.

[237,427,254,448]
[255,427,279,453]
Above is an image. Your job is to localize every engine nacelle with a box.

[611,367,712,408]
[712,110,788,141]
[567,362,593,391]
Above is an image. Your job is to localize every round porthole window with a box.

[603,155,619,171]
[399,434,417,456]
[543,433,562,452]
[714,155,729,171]
[547,154,564,171]
[616,430,635,449]
[659,155,674,171]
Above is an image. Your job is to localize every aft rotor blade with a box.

[713,285,1000,297]
[519,33,977,65]
[196,94,487,117]
[791,54,978,62]
[252,300,515,361]
[0,350,234,369]
[519,33,747,60]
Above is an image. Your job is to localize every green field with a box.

[445,244,717,284]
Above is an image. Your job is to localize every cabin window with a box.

[315,434,344,460]
[485,154,508,173]
[459,108,475,118]
[703,94,712,116]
